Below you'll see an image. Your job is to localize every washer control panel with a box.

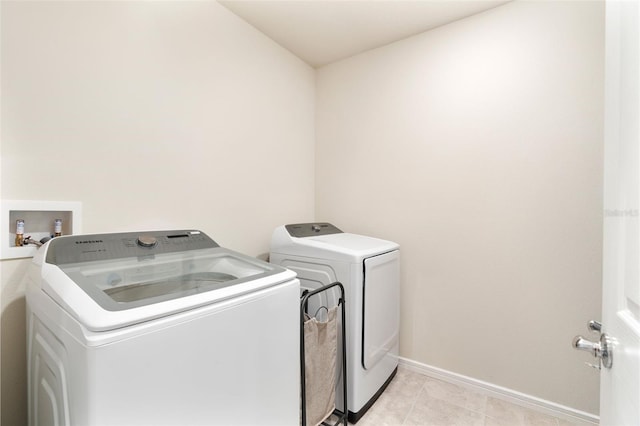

[136,235,158,248]
[45,230,218,265]
[285,223,343,238]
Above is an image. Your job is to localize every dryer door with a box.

[362,250,400,369]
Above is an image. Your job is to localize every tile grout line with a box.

[466,389,490,418]
[401,375,429,425]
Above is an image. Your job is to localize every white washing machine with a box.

[26,230,300,426]
[270,223,400,423]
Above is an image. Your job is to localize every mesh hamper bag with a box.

[303,306,338,426]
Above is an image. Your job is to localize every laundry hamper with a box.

[300,282,347,426]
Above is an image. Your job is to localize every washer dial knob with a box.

[137,235,157,248]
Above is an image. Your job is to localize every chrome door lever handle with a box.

[572,333,613,369]
[573,335,600,355]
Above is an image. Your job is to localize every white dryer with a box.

[26,230,300,426]
[270,223,400,423]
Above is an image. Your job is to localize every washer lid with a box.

[55,248,282,312]
[37,230,296,331]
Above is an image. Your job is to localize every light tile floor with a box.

[331,367,595,426]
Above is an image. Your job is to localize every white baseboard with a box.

[398,357,599,425]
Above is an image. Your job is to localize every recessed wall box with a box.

[1,200,82,260]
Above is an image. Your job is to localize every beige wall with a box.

[0,2,315,424]
[316,0,603,415]
[1,0,606,422]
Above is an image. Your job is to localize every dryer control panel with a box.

[285,223,343,238]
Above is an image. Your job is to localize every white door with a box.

[600,0,640,424]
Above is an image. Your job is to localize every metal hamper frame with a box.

[300,282,348,426]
